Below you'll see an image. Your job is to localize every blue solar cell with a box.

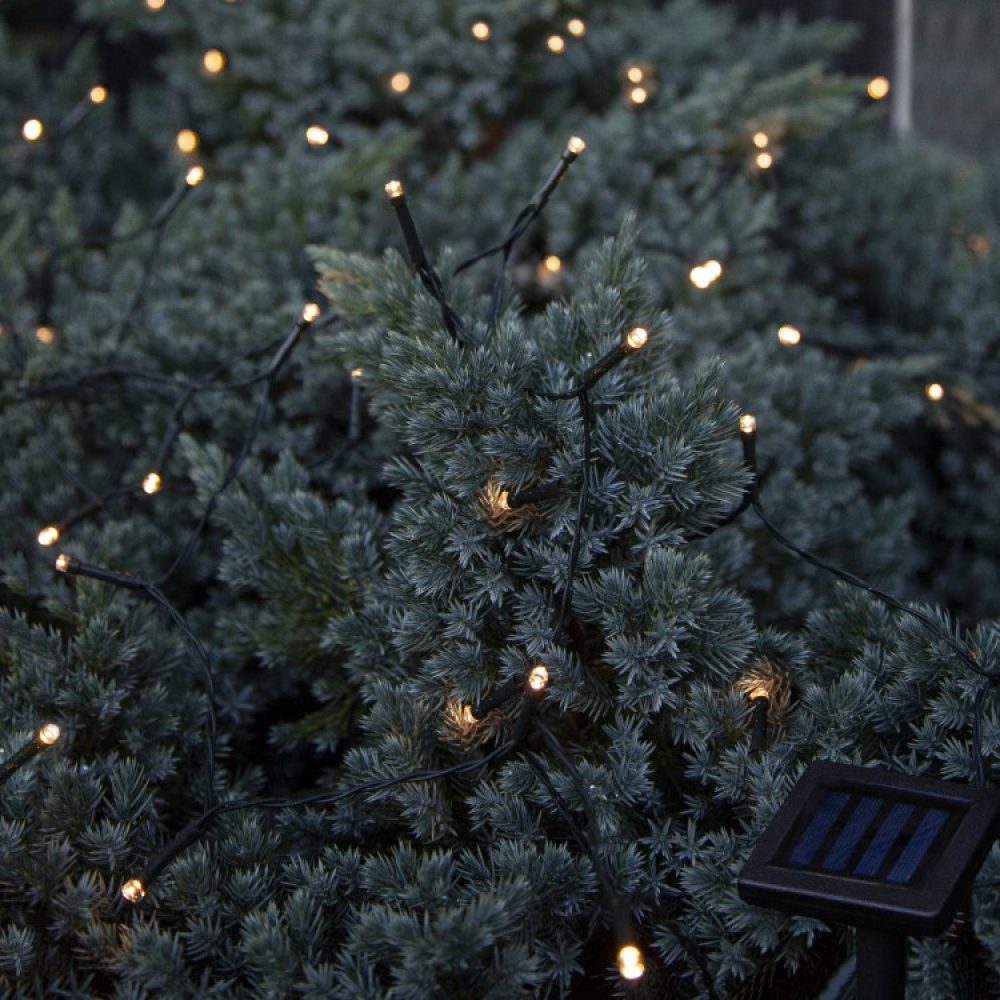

[822,796,881,872]
[854,801,914,878]
[789,790,850,866]
[888,808,949,884]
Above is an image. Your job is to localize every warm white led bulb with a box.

[567,18,586,37]
[175,129,199,153]
[777,324,801,346]
[37,723,61,745]
[350,366,364,380]
[867,76,890,100]
[626,65,644,84]
[389,72,411,94]
[142,472,162,494]
[739,414,757,435]
[755,151,773,170]
[752,131,769,149]
[626,327,648,351]
[546,35,566,54]
[385,179,404,199]
[703,259,722,281]
[185,165,205,187]
[302,302,320,322]
[38,525,60,547]
[305,125,330,145]
[89,86,108,105]
[925,382,944,402]
[121,878,146,903]
[566,136,586,155]
[55,553,71,573]
[36,325,55,344]
[527,665,549,692]
[22,118,44,141]
[618,944,645,980]
[471,21,490,40]
[629,86,649,105]
[202,49,226,74]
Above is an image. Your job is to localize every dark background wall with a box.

[711,0,1000,159]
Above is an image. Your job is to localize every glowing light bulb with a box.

[305,125,329,145]
[202,49,226,74]
[777,324,801,346]
[38,526,60,547]
[389,72,412,94]
[542,255,562,273]
[567,17,586,37]
[752,131,769,148]
[867,76,890,100]
[350,366,364,380]
[739,414,757,435]
[618,944,645,980]
[145,0,165,9]
[302,302,320,322]
[55,553,71,573]
[629,86,649,106]
[185,165,205,186]
[527,665,549,692]
[37,723,60,746]
[142,472,162,495]
[471,21,490,40]
[925,382,944,402]
[385,179,404,199]
[755,151,773,169]
[625,327,648,351]
[35,326,55,344]
[22,119,43,142]
[566,136,585,155]
[626,65,644,84]
[121,878,145,903]
[175,129,199,153]
[546,34,566,54]
[703,259,722,281]
[89,86,108,105]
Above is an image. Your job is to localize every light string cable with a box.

[54,555,219,810]
[119,731,519,904]
[384,180,468,344]
[741,417,1000,786]
[455,136,587,328]
[0,723,62,788]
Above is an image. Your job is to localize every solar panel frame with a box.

[738,761,1000,935]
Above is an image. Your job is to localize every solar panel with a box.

[738,761,1000,936]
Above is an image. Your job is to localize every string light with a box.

[566,18,586,37]
[688,259,722,288]
[145,0,165,9]
[527,665,550,692]
[38,525,60,547]
[185,165,205,187]
[302,302,320,322]
[385,179,404,199]
[566,136,585,155]
[542,254,562,274]
[22,119,43,142]
[546,35,566,54]
[175,129,199,153]
[617,943,645,980]
[89,86,108,105]
[37,723,61,746]
[350,366,364,380]
[777,324,801,346]
[625,327,648,351]
[739,414,758,498]
[925,382,945,402]
[755,151,773,170]
[867,76,890,100]
[121,878,146,903]
[626,65,645,84]
[142,472,162,494]
[389,72,411,94]
[752,130,769,148]
[202,49,227,74]
[628,86,649,106]
[470,21,490,40]
[35,325,55,344]
[55,553,71,573]
[305,125,329,145]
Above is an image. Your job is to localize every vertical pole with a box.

[856,928,907,1000]
[893,0,914,135]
